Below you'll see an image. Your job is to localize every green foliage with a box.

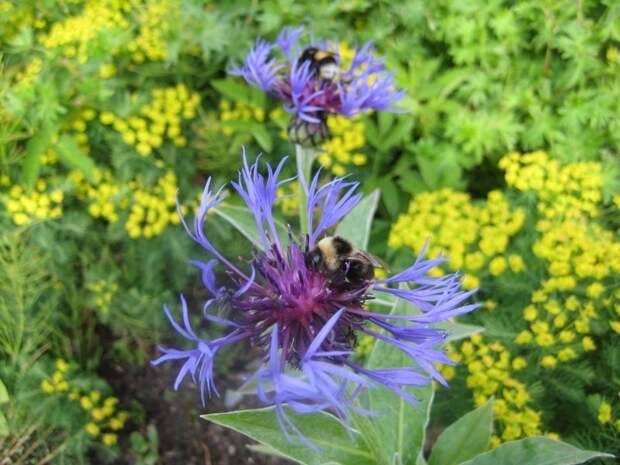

[129,425,159,465]
[1,0,619,462]
[0,232,55,363]
[459,437,613,465]
[428,399,494,465]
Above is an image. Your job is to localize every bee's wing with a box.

[352,250,387,269]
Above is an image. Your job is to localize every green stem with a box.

[295,144,316,236]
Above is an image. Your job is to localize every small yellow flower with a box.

[582,337,596,352]
[85,422,100,436]
[462,274,479,290]
[523,305,537,321]
[559,330,575,343]
[553,314,567,328]
[586,282,605,299]
[609,321,620,334]
[41,379,55,393]
[508,254,525,272]
[540,355,557,369]
[100,112,115,125]
[91,408,106,421]
[489,256,507,276]
[441,365,456,381]
[558,348,576,362]
[598,401,612,424]
[80,396,93,410]
[102,433,118,446]
[512,357,527,370]
[516,330,532,345]
[104,397,119,408]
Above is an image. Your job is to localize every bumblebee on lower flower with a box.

[152,150,478,447]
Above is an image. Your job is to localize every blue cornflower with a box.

[231,26,405,146]
[152,151,478,446]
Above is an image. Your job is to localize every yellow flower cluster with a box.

[128,0,177,62]
[317,115,367,176]
[500,150,602,222]
[38,0,129,63]
[71,167,181,239]
[14,57,42,89]
[40,359,129,447]
[276,182,301,216]
[79,169,122,223]
[81,391,128,446]
[100,84,199,157]
[444,335,553,445]
[501,151,620,370]
[87,279,119,316]
[3,181,63,226]
[219,100,266,136]
[389,189,525,290]
[125,171,180,238]
[0,3,42,40]
[40,359,71,394]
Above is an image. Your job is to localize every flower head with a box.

[153,150,478,446]
[231,26,405,146]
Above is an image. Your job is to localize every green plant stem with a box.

[295,144,316,236]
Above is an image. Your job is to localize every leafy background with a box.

[0,0,619,463]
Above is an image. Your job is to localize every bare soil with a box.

[103,346,289,465]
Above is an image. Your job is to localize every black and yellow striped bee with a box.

[297,47,339,80]
[306,236,385,288]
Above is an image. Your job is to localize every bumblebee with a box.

[306,236,384,287]
[297,47,339,80]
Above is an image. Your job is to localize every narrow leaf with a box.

[428,399,493,465]
[21,122,56,190]
[211,79,251,102]
[56,135,97,182]
[459,437,613,465]
[0,379,7,404]
[203,407,374,465]
[251,125,273,152]
[336,190,380,250]
[211,203,288,251]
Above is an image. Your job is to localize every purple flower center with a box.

[232,241,369,365]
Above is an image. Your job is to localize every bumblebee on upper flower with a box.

[231,26,405,147]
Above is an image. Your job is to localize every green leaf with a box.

[0,411,7,436]
[211,203,288,251]
[459,437,613,465]
[296,145,317,235]
[360,289,435,465]
[251,125,273,152]
[203,407,374,465]
[335,190,380,250]
[435,321,484,343]
[0,379,8,404]
[211,79,252,103]
[378,177,400,218]
[246,443,290,459]
[428,399,493,465]
[21,122,57,190]
[383,118,414,150]
[56,135,97,182]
